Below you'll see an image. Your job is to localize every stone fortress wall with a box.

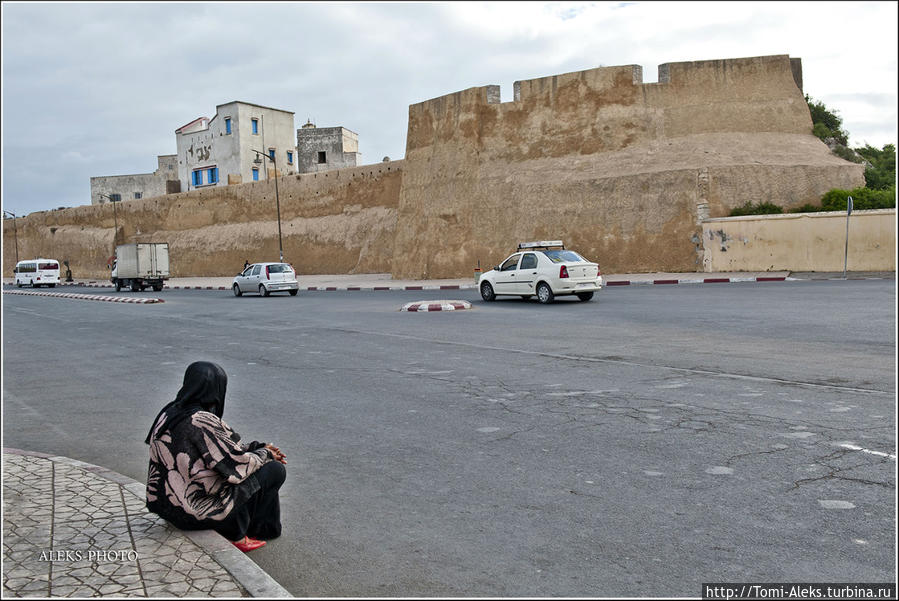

[3,55,865,279]
[391,54,863,277]
[4,162,403,279]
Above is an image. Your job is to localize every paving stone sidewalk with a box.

[2,449,291,598]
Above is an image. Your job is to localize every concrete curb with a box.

[400,300,473,312]
[3,290,164,303]
[3,448,293,598]
[13,273,893,293]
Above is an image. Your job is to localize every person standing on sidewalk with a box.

[144,361,287,553]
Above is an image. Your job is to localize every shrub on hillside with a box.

[820,187,896,211]
[729,201,784,216]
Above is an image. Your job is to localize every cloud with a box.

[2,1,896,216]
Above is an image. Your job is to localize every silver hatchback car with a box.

[232,263,299,297]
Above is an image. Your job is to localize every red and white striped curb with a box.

[4,290,164,304]
[604,276,788,286]
[401,300,472,312]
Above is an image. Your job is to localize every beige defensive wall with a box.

[3,162,403,279]
[3,54,869,279]
[702,209,896,272]
[391,54,864,278]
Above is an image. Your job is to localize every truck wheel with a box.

[233,284,242,297]
[131,281,141,292]
[259,284,270,297]
[114,279,122,292]
[152,284,163,292]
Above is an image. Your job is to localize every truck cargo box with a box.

[115,243,170,279]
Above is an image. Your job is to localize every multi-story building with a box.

[90,155,180,206]
[176,101,297,191]
[296,122,361,173]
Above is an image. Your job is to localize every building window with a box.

[286,151,293,165]
[252,118,259,135]
[317,151,326,164]
[252,167,259,181]
[268,148,275,161]
[207,167,219,184]
[109,193,122,202]
[134,192,142,199]
[225,117,232,135]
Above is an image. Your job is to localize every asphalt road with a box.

[2,280,895,597]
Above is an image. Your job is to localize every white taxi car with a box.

[478,241,602,303]
[232,262,299,297]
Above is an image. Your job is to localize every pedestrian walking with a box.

[244,259,250,271]
[144,361,287,552]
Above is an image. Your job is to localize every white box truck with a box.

[110,243,170,292]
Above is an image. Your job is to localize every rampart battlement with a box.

[405,54,811,159]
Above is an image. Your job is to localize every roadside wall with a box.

[702,210,896,272]
[3,161,403,279]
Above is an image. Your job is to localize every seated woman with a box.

[145,361,287,552]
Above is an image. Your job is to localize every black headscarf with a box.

[145,361,228,444]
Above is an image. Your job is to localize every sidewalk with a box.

[2,448,291,598]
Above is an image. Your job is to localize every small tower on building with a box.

[296,121,361,173]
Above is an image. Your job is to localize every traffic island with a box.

[400,300,472,312]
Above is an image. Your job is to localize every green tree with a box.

[855,143,896,190]
[806,95,850,146]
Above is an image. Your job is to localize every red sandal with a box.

[232,537,266,552]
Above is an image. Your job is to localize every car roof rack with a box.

[518,240,564,250]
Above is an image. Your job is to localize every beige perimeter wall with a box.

[3,162,403,279]
[2,55,874,279]
[702,210,896,272]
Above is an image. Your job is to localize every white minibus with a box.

[14,259,61,288]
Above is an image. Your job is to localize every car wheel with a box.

[480,281,495,302]
[288,289,298,296]
[576,291,594,302]
[233,284,242,297]
[16,281,22,288]
[259,284,270,297]
[536,282,554,304]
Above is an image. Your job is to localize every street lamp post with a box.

[253,150,284,263]
[3,210,19,266]
[98,194,121,249]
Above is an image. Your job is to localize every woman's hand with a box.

[265,444,287,464]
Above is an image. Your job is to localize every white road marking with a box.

[705,466,734,475]
[477,427,501,433]
[839,444,896,460]
[818,500,855,509]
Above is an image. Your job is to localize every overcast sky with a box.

[2,1,896,217]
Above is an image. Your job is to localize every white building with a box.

[175,101,297,191]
